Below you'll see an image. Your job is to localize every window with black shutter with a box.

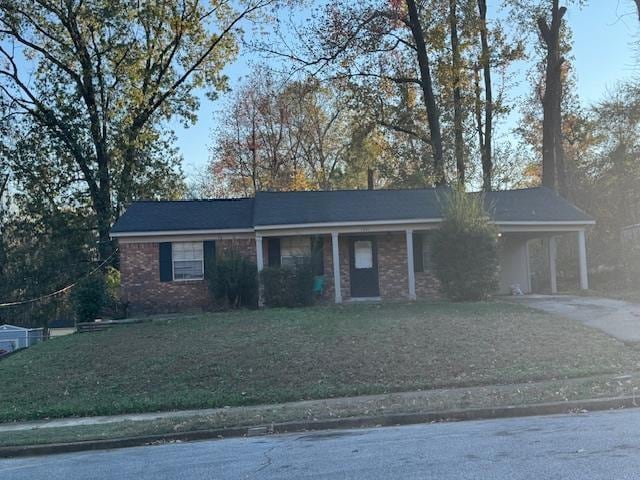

[203,240,216,277]
[268,238,281,267]
[159,242,173,282]
[413,232,424,273]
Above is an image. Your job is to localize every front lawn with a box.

[2,301,640,422]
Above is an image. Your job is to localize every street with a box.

[3,409,640,479]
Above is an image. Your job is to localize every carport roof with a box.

[111,186,594,235]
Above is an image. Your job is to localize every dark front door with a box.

[349,236,380,297]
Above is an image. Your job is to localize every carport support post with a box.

[406,229,416,300]
[256,236,264,306]
[548,236,558,294]
[578,229,589,290]
[331,232,342,304]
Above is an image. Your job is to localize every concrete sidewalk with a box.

[3,371,640,435]
[511,294,640,342]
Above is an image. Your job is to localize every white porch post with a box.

[548,236,558,294]
[256,236,264,306]
[578,229,589,290]
[331,232,342,304]
[406,229,416,300]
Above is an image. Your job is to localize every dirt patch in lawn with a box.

[1,301,640,422]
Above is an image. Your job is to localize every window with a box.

[354,240,373,269]
[413,233,432,273]
[421,234,432,271]
[172,242,204,280]
[280,237,311,267]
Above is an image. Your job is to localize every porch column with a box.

[255,236,264,272]
[548,236,558,294]
[331,232,342,304]
[256,236,264,306]
[406,229,416,300]
[578,229,589,290]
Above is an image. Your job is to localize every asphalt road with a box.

[4,409,640,479]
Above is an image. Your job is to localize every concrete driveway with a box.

[512,294,640,342]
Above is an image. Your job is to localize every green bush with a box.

[207,250,258,308]
[71,272,107,322]
[431,188,499,301]
[103,266,128,319]
[261,258,315,308]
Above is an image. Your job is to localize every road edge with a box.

[2,395,639,459]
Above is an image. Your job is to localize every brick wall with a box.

[119,238,256,314]
[120,232,439,313]
[323,232,440,302]
[377,233,409,299]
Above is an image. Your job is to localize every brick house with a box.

[111,187,594,314]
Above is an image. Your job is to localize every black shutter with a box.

[268,238,281,267]
[159,242,173,282]
[311,236,324,275]
[413,232,424,273]
[203,240,216,277]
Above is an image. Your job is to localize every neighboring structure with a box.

[0,324,44,354]
[111,187,594,313]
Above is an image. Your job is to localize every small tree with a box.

[207,251,258,309]
[431,188,499,301]
[71,273,107,323]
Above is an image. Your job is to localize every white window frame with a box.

[354,240,373,269]
[172,241,204,281]
[280,236,311,267]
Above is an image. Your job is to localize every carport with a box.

[497,228,591,295]
[487,188,594,295]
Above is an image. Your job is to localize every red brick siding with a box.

[377,233,409,299]
[119,238,256,314]
[120,233,439,312]
[323,232,440,302]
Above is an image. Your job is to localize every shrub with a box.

[431,188,499,301]
[71,272,107,322]
[207,250,258,308]
[103,266,128,319]
[261,258,315,308]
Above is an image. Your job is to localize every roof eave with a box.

[110,228,255,238]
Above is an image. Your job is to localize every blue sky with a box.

[174,1,640,179]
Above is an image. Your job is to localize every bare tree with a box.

[476,0,493,191]
[449,0,465,184]
[405,0,445,185]
[537,0,568,195]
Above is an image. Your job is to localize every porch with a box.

[255,225,590,304]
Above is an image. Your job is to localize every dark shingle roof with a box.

[111,187,593,235]
[483,187,593,223]
[110,198,254,233]
[253,188,443,226]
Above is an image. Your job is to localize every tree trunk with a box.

[95,155,114,263]
[405,0,445,186]
[538,0,566,193]
[477,0,493,191]
[449,0,465,185]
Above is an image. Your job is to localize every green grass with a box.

[2,301,640,422]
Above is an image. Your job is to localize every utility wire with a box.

[0,248,119,308]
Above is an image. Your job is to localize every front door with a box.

[349,236,380,297]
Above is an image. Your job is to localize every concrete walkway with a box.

[512,294,640,342]
[3,372,639,435]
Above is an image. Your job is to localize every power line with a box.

[0,249,119,308]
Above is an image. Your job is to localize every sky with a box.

[173,1,640,180]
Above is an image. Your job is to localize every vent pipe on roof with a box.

[367,168,374,190]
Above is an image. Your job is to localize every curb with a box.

[2,395,639,459]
